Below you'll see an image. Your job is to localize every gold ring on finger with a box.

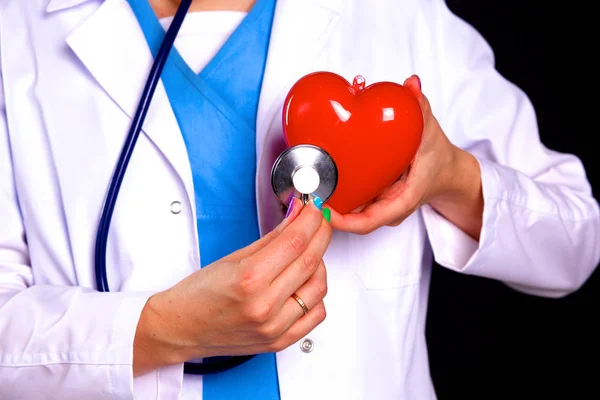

[291,293,309,315]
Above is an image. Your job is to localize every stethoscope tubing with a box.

[92,0,254,374]
[94,0,192,292]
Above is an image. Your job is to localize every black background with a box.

[426,1,599,399]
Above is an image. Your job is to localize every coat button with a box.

[170,201,182,214]
[300,338,314,353]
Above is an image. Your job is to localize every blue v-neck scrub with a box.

[126,0,280,399]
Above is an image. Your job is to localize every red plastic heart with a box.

[282,71,424,214]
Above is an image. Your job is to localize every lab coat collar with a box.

[47,0,344,14]
[46,0,90,13]
[65,0,197,209]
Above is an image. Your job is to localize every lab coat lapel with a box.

[46,0,90,12]
[255,0,343,236]
[254,1,345,399]
[65,0,195,206]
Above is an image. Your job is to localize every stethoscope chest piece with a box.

[271,144,338,205]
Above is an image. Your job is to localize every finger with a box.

[405,74,434,117]
[222,197,303,262]
[210,294,327,356]
[269,218,331,296]
[327,201,392,235]
[403,74,435,119]
[403,74,422,98]
[244,199,326,281]
[224,300,327,355]
[270,231,330,309]
[269,300,327,352]
[241,259,327,348]
[284,261,327,319]
[328,183,418,235]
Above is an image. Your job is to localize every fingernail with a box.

[285,197,295,218]
[415,75,421,90]
[312,196,323,210]
[322,207,331,222]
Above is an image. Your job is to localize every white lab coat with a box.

[0,0,598,399]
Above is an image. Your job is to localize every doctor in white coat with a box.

[1,0,599,399]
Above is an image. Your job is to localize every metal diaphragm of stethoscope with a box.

[270,144,338,207]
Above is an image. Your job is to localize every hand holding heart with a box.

[330,75,483,237]
[283,72,483,238]
[324,74,456,234]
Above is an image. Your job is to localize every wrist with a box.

[133,291,189,375]
[431,145,481,206]
[428,146,484,240]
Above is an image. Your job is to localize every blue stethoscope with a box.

[92,0,255,375]
[94,0,337,376]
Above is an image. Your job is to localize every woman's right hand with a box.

[133,198,332,376]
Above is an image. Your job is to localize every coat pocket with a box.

[347,214,425,290]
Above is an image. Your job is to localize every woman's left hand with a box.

[328,75,484,239]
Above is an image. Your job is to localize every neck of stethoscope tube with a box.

[93,0,193,293]
[91,0,255,376]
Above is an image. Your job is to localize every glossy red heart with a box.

[282,71,424,214]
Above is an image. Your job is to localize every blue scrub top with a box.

[126,0,280,399]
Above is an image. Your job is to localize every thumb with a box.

[403,74,422,98]
[404,74,432,117]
